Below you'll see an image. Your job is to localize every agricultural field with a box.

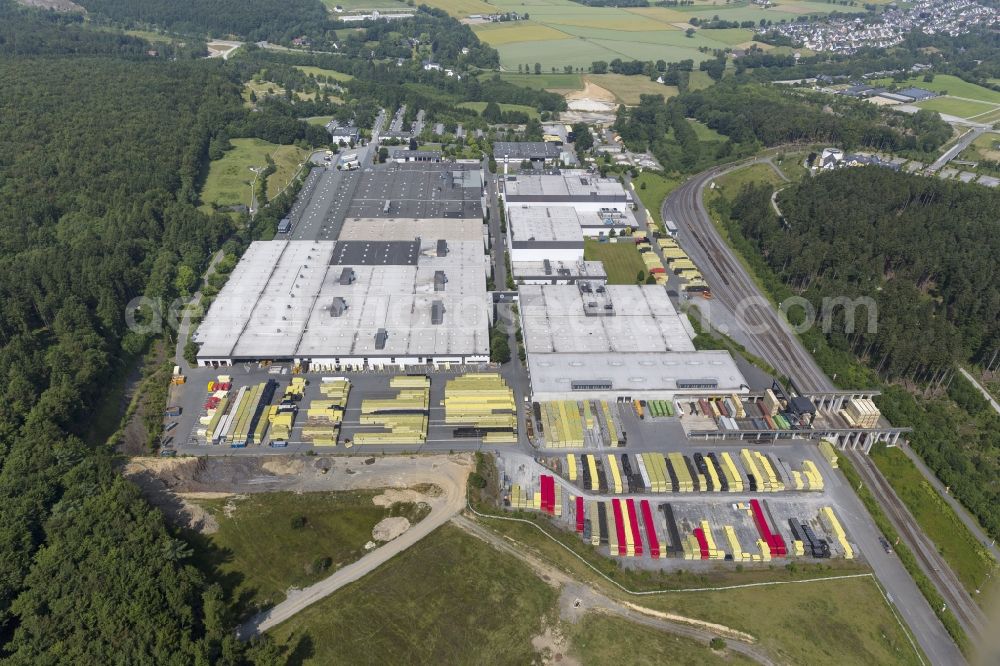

[877,74,1000,105]
[496,72,584,91]
[915,96,999,120]
[418,0,494,17]
[269,525,558,664]
[293,65,354,82]
[458,101,541,119]
[584,238,647,284]
[687,69,716,91]
[871,446,998,605]
[587,73,677,105]
[199,138,307,211]
[467,0,840,68]
[710,162,786,197]
[189,491,430,618]
[322,0,409,10]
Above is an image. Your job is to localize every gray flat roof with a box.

[519,284,695,354]
[528,351,748,395]
[508,206,583,244]
[494,141,561,160]
[329,240,420,265]
[502,170,628,202]
[194,239,489,360]
[577,207,637,229]
[345,163,483,219]
[338,217,485,242]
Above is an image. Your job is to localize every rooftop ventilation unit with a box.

[330,297,347,317]
[375,328,388,350]
[431,300,445,325]
[543,259,552,275]
[436,239,448,256]
[339,268,356,285]
[434,270,447,292]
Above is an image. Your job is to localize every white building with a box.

[507,206,584,262]
[500,170,633,212]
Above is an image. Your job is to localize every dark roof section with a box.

[434,270,447,291]
[436,239,448,256]
[493,141,561,160]
[431,300,445,325]
[345,162,483,219]
[330,240,420,266]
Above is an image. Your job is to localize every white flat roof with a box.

[502,170,628,200]
[519,284,695,354]
[528,351,747,395]
[511,260,607,279]
[194,240,489,360]
[508,206,582,244]
[577,207,637,228]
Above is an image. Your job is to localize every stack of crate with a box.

[354,376,429,445]
[444,373,516,441]
[820,507,854,559]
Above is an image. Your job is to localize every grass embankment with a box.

[189,490,429,618]
[470,509,921,665]
[199,138,306,211]
[457,101,541,119]
[632,171,681,227]
[269,524,558,664]
[567,614,755,665]
[871,445,997,604]
[583,238,647,284]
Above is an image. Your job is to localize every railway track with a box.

[848,450,986,640]
[662,158,978,662]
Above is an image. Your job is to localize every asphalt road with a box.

[927,126,987,173]
[662,160,969,665]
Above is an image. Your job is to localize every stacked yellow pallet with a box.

[820,507,854,559]
[600,401,620,446]
[606,454,623,494]
[444,373,516,434]
[607,503,619,555]
[302,379,348,444]
[589,500,601,546]
[755,539,772,562]
[510,484,532,509]
[649,453,670,492]
[354,378,430,445]
[301,424,338,446]
[700,521,726,560]
[681,534,700,560]
[751,450,785,492]
[792,540,806,557]
[585,454,599,491]
[668,453,693,492]
[566,454,578,481]
[802,460,824,490]
[269,407,294,441]
[284,376,308,400]
[842,398,880,428]
[724,526,750,561]
[819,440,839,468]
[704,456,723,491]
[730,394,746,418]
[719,452,744,492]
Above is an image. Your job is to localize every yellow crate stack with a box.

[354,377,429,445]
[600,401,620,446]
[820,507,854,559]
[444,373,516,440]
[752,451,785,492]
[700,521,726,560]
[720,452,744,492]
[589,500,601,546]
[585,454,599,491]
[650,453,670,492]
[755,539,772,562]
[740,449,769,492]
[621,503,635,557]
[269,407,294,441]
[802,460,824,490]
[792,540,806,556]
[724,526,750,562]
[704,455,723,491]
[606,454,623,494]
[668,453,693,492]
[818,440,839,468]
[682,534,700,560]
[566,454,578,482]
[607,503,619,556]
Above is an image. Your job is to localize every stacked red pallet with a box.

[640,500,660,558]
[625,499,643,556]
[611,499,627,556]
[749,499,787,556]
[575,496,585,533]
[693,527,710,559]
[540,475,556,514]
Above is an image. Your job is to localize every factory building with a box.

[500,170,632,212]
[193,239,491,369]
[518,283,748,401]
[507,206,584,262]
[511,259,607,285]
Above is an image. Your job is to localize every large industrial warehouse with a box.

[500,170,633,212]
[193,239,491,368]
[518,283,748,401]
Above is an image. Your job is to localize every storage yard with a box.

[496,444,860,567]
